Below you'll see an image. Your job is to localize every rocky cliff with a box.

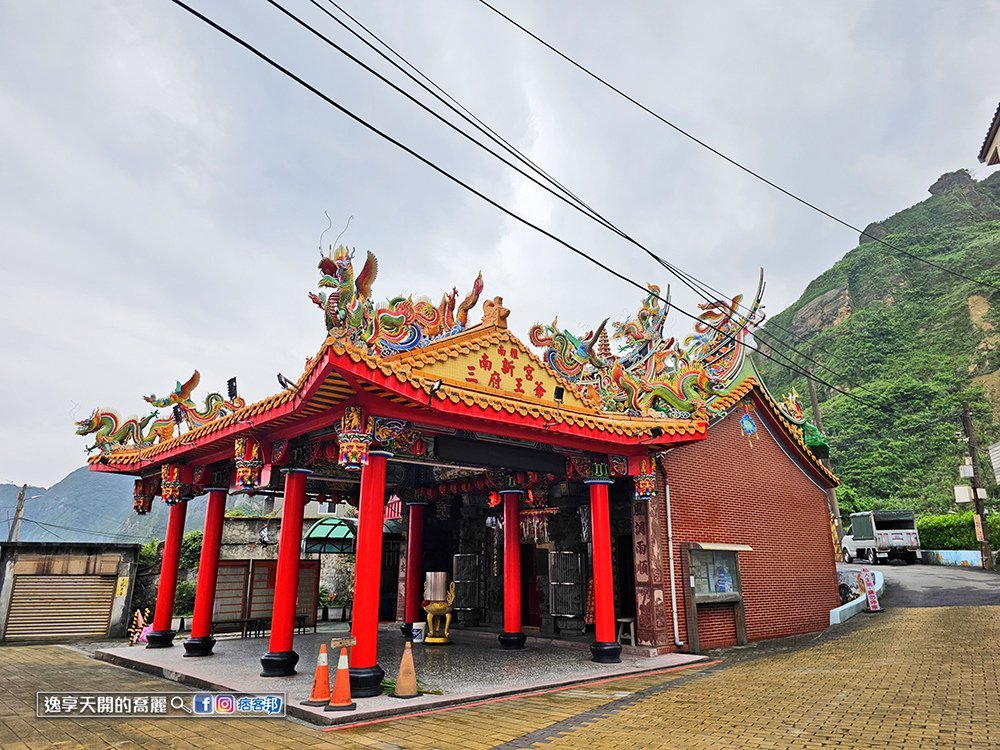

[754,169,1000,515]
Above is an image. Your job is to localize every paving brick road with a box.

[2,604,998,749]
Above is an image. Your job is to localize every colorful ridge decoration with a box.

[529,272,767,419]
[776,388,830,458]
[75,371,246,454]
[309,244,484,355]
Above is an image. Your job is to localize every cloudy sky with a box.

[1,0,998,487]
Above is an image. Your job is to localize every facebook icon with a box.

[193,694,215,715]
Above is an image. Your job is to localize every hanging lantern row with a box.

[423,471,556,508]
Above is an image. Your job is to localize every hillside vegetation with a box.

[754,169,1000,517]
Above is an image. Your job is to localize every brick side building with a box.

[661,385,839,651]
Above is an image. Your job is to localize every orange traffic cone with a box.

[393,641,419,699]
[300,644,331,706]
[324,646,356,712]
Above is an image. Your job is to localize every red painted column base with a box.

[147,499,188,649]
[260,468,311,677]
[587,479,622,664]
[400,499,427,639]
[184,487,228,657]
[499,490,526,650]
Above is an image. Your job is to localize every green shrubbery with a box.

[917,512,1000,550]
[138,538,159,569]
[173,581,197,616]
[178,530,203,569]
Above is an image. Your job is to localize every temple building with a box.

[79,246,839,697]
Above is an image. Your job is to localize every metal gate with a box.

[4,575,115,641]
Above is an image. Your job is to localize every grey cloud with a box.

[1,0,998,485]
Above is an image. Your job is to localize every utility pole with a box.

[807,375,844,544]
[5,484,27,543]
[961,402,994,570]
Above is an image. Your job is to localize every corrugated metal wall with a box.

[5,575,114,640]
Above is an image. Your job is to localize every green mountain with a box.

[754,169,1000,518]
[0,467,266,544]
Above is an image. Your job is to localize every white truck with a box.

[842,510,921,565]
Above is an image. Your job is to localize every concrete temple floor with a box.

[93,623,705,725]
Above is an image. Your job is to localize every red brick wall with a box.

[696,604,738,649]
[661,401,839,649]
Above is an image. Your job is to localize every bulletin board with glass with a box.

[690,549,742,603]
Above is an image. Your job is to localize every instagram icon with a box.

[214,695,235,714]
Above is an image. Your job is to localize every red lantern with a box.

[460,480,471,492]
[323,441,339,461]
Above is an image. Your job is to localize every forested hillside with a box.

[754,169,1000,517]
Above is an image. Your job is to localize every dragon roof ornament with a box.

[75,370,246,454]
[529,271,767,419]
[776,387,830,456]
[309,244,484,355]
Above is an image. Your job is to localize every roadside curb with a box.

[830,569,885,625]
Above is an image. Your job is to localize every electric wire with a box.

[474,0,1000,295]
[269,0,876,400]
[18,517,68,541]
[20,516,152,542]
[164,0,880,411]
[326,0,845,362]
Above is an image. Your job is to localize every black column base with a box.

[145,630,176,649]
[182,636,216,657]
[349,664,385,698]
[399,622,413,639]
[590,641,622,663]
[260,650,299,677]
[498,631,527,650]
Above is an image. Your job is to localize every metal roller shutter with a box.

[5,575,115,640]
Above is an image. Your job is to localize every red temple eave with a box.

[88,336,708,475]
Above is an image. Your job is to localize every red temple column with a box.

[146,500,187,648]
[260,468,311,677]
[350,450,391,697]
[401,499,427,638]
[184,488,227,657]
[587,479,622,663]
[499,490,527,650]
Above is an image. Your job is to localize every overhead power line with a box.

[21,516,152,542]
[270,0,876,399]
[475,0,1000,295]
[165,0,879,412]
